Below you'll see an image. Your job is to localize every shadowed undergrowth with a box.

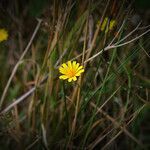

[0,0,150,149]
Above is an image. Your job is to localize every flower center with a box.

[68,69,76,78]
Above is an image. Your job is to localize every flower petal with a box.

[59,67,67,74]
[59,75,68,80]
[75,63,79,70]
[76,66,83,72]
[68,61,72,69]
[76,69,84,76]
[68,78,73,82]
[62,63,68,69]
[72,61,77,69]
[73,76,77,81]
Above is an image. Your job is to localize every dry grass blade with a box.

[0,19,42,109]
[0,75,48,115]
[101,104,146,150]
[90,102,144,148]
[84,27,150,64]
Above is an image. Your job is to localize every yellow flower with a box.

[98,17,116,34]
[59,61,84,82]
[0,28,8,42]
[109,19,116,31]
[101,17,109,31]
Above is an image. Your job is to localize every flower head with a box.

[0,28,8,42]
[97,17,116,34]
[59,61,84,82]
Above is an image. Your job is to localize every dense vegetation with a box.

[0,0,150,149]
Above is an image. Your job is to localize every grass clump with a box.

[0,0,150,149]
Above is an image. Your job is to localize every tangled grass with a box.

[0,0,150,149]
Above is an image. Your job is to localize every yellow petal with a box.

[62,63,68,69]
[59,75,68,80]
[59,67,67,74]
[72,61,77,69]
[76,69,84,76]
[76,66,83,72]
[74,63,79,70]
[73,76,77,81]
[68,78,73,82]
[68,61,72,68]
